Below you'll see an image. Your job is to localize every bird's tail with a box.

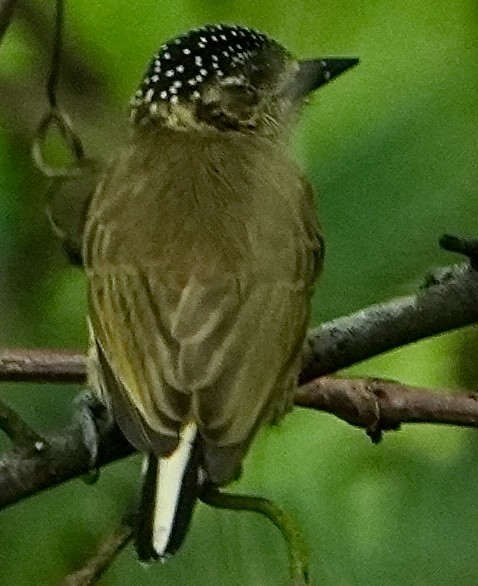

[136,422,203,560]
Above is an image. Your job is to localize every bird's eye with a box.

[222,84,258,107]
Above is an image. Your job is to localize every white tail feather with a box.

[151,422,198,556]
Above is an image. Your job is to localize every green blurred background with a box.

[1,1,478,584]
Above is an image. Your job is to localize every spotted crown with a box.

[130,24,286,124]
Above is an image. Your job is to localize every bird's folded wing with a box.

[87,265,311,455]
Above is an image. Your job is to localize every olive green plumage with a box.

[81,23,356,560]
[84,127,322,482]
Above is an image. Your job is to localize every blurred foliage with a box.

[0,1,478,585]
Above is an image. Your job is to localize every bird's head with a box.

[130,24,358,136]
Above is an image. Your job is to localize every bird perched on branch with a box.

[82,23,357,561]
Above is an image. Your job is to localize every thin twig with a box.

[201,487,309,586]
[0,398,46,449]
[62,523,133,586]
[0,0,19,44]
[32,0,87,177]
[47,0,64,109]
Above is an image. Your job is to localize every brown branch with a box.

[0,413,132,509]
[0,254,477,510]
[1,376,477,510]
[1,263,477,386]
[301,263,478,382]
[296,377,478,441]
[0,347,85,384]
[56,375,477,585]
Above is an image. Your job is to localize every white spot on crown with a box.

[131,24,279,123]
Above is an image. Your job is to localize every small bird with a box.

[82,24,357,561]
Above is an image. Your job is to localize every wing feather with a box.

[89,264,312,455]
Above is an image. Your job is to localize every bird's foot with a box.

[74,390,112,483]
